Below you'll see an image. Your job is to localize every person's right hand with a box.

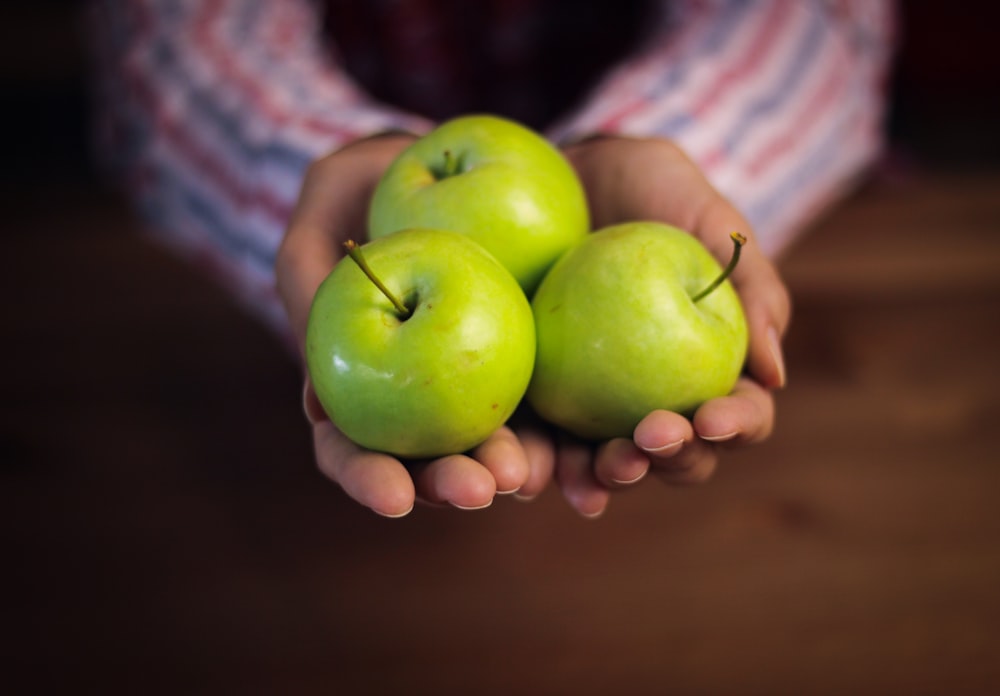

[275,134,554,517]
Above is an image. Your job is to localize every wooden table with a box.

[3,171,999,694]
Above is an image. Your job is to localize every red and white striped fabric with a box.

[555,0,896,254]
[88,0,896,334]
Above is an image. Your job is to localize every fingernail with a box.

[701,431,738,443]
[566,492,607,519]
[451,499,494,511]
[611,469,648,485]
[513,492,538,502]
[302,380,327,425]
[496,486,522,496]
[639,438,684,457]
[374,504,414,519]
[768,326,787,389]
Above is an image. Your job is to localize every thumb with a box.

[275,134,418,353]
[275,216,340,352]
[737,249,791,390]
[695,194,792,392]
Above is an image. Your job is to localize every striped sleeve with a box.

[88,0,432,333]
[550,0,897,257]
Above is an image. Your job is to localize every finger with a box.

[276,156,354,348]
[275,135,416,348]
[411,455,498,511]
[276,223,339,351]
[692,377,776,445]
[735,249,790,391]
[694,198,791,391]
[654,438,719,486]
[303,377,328,425]
[745,290,790,391]
[633,409,718,485]
[566,135,790,390]
[509,422,556,501]
[555,436,609,518]
[470,426,531,495]
[632,409,694,462]
[313,420,416,518]
[593,438,650,488]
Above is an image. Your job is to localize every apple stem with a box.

[343,240,413,319]
[691,232,747,303]
[441,149,460,177]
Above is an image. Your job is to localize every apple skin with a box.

[306,228,536,459]
[526,222,749,441]
[368,115,589,296]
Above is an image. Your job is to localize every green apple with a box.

[526,222,749,441]
[368,114,589,295]
[306,228,536,458]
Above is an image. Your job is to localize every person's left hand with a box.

[525,134,792,517]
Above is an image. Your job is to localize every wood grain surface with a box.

[3,169,999,694]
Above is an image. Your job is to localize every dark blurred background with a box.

[3,2,999,694]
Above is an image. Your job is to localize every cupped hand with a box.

[276,134,553,517]
[546,135,792,517]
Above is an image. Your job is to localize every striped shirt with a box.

[88,0,896,333]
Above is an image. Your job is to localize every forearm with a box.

[87,0,431,333]
[551,0,897,256]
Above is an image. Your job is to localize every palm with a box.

[279,134,789,519]
[536,136,792,516]
[280,134,547,516]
